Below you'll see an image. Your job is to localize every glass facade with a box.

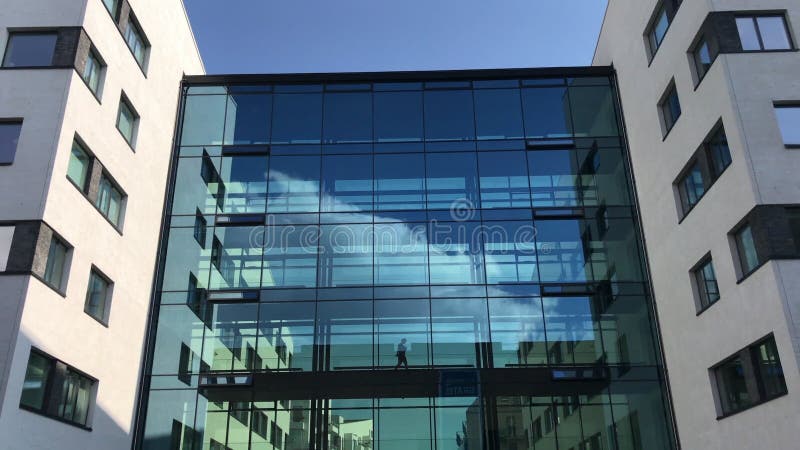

[137,71,676,450]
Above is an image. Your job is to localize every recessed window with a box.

[659,82,681,135]
[774,105,800,147]
[124,17,148,69]
[0,120,22,165]
[116,96,139,147]
[96,174,124,227]
[84,269,112,324]
[677,163,705,213]
[647,5,671,57]
[43,235,69,291]
[20,349,95,427]
[713,335,787,417]
[67,140,92,190]
[675,125,732,217]
[706,126,732,178]
[734,224,760,276]
[102,0,120,18]
[736,15,793,51]
[692,37,717,82]
[82,49,104,96]
[2,32,57,68]
[692,257,720,310]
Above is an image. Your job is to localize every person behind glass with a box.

[395,338,409,369]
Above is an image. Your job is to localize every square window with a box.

[0,121,22,165]
[67,140,92,190]
[774,105,800,147]
[659,82,681,135]
[82,49,104,96]
[84,269,112,323]
[117,96,139,147]
[736,15,793,51]
[96,174,125,227]
[2,32,57,67]
[734,224,760,276]
[692,257,720,310]
[43,236,69,291]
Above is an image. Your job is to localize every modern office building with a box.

[133,68,679,450]
[595,0,799,448]
[0,0,202,448]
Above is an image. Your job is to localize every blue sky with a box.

[184,0,608,74]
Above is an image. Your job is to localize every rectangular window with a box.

[692,257,720,310]
[692,37,716,82]
[43,236,69,291]
[646,5,671,57]
[96,174,124,227]
[713,335,787,417]
[193,209,207,247]
[116,95,139,147]
[706,126,732,178]
[124,17,149,69]
[67,140,92,190]
[674,125,731,217]
[736,15,793,51]
[2,32,57,67]
[659,82,681,135]
[677,163,706,213]
[0,120,22,165]
[774,105,800,147]
[734,224,760,276]
[82,49,104,96]
[20,349,95,427]
[84,269,112,324]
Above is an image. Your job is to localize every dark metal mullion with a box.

[752,17,766,50]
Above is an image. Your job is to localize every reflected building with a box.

[133,68,678,450]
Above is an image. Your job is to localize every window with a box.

[706,126,732,178]
[677,163,705,213]
[96,174,124,227]
[2,32,57,67]
[116,96,138,147]
[82,49,103,96]
[102,0,120,18]
[0,120,22,165]
[646,5,671,56]
[20,349,95,427]
[193,209,207,247]
[692,257,720,310]
[124,17,148,69]
[43,236,69,291]
[674,125,732,217]
[84,269,112,323]
[67,140,92,190]
[736,15,792,51]
[692,37,716,81]
[713,335,787,417]
[774,105,800,147]
[659,82,681,135]
[734,224,760,276]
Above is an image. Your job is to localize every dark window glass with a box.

[753,338,787,398]
[737,16,792,51]
[542,297,602,364]
[707,127,731,178]
[473,89,524,140]
[323,92,372,144]
[43,236,68,290]
[424,90,475,141]
[224,94,271,145]
[774,106,800,146]
[219,155,268,213]
[0,121,22,165]
[321,155,373,212]
[693,258,719,309]
[84,270,111,323]
[374,153,425,211]
[714,336,787,416]
[124,19,147,68]
[735,224,760,275]
[96,174,124,226]
[660,84,681,134]
[117,97,138,146]
[569,86,619,137]
[715,356,751,414]
[648,7,670,54]
[489,297,546,367]
[374,91,423,142]
[271,93,322,144]
[478,151,530,209]
[20,352,52,410]
[693,38,713,80]
[267,155,320,213]
[82,50,103,95]
[535,220,590,283]
[67,140,91,190]
[2,33,57,67]
[202,302,259,371]
[209,226,263,289]
[19,350,95,427]
[193,210,207,247]
[426,152,479,210]
[528,149,579,207]
[521,88,572,139]
[678,163,706,213]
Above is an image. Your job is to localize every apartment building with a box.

[0,0,202,448]
[595,0,800,448]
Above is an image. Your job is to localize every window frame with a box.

[123,13,150,72]
[80,46,105,98]
[773,103,800,148]
[0,119,23,166]
[67,137,93,192]
[735,13,795,52]
[690,254,720,313]
[690,35,718,86]
[101,0,121,20]
[83,266,113,325]
[644,1,682,61]
[95,171,126,229]
[42,234,71,294]
[674,122,732,219]
[116,93,139,149]
[733,223,762,279]
[1,31,59,68]
[658,80,681,137]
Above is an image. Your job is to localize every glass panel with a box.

[267,155,320,213]
[650,8,669,50]
[317,300,373,370]
[84,271,109,322]
[543,297,603,364]
[258,302,315,371]
[424,90,475,141]
[118,101,136,144]
[521,87,572,138]
[67,141,91,190]
[775,106,800,146]
[96,175,123,226]
[431,298,488,367]
[736,225,759,274]
[321,155,373,212]
[161,227,212,292]
[426,152,479,210]
[694,40,712,78]
[44,237,68,289]
[323,92,372,144]
[318,224,373,287]
[603,295,659,365]
[756,16,791,50]
[715,356,752,415]
[662,88,681,131]
[2,33,57,67]
[83,51,102,94]
[478,151,530,209]
[374,91,423,142]
[528,149,580,207]
[375,299,431,368]
[374,153,425,211]
[202,303,259,372]
[484,221,537,284]
[125,21,146,67]
[376,399,432,450]
[679,164,705,212]
[209,226,263,289]
[570,86,619,137]
[142,389,199,450]
[173,155,222,215]
[578,146,632,207]
[707,127,732,178]
[374,222,428,285]
[181,95,227,146]
[218,155,268,213]
[474,89,524,140]
[0,122,22,164]
[535,219,591,283]
[489,298,546,367]
[262,225,318,288]
[152,305,206,376]
[20,352,51,410]
[736,17,761,51]
[696,260,720,309]
[272,93,323,144]
[224,93,271,145]
[754,337,787,398]
[434,397,483,449]
[428,221,484,284]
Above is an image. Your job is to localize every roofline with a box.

[592,0,612,64]
[182,66,614,85]
[179,0,205,74]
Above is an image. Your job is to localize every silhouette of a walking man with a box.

[395,338,409,369]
